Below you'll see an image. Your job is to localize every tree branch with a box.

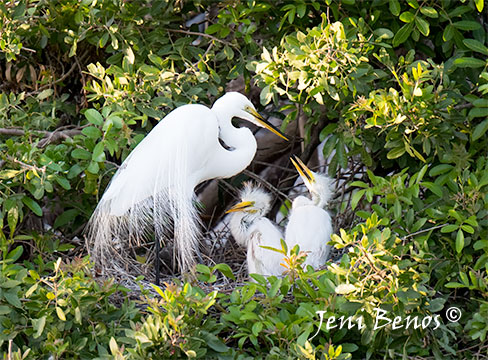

[0,127,83,147]
[165,28,236,47]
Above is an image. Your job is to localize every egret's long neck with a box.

[229,211,260,247]
[314,194,327,209]
[216,114,257,179]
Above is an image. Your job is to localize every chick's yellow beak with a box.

[246,108,289,141]
[226,201,255,213]
[290,155,315,185]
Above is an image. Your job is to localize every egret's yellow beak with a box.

[290,155,315,185]
[246,108,289,141]
[226,200,255,213]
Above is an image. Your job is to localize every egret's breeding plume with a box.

[285,156,333,269]
[227,183,284,277]
[86,92,288,280]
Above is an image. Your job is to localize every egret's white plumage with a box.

[227,183,284,277]
[285,156,333,269]
[86,92,287,274]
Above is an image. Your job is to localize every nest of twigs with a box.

[88,152,363,301]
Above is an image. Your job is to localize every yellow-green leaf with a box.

[56,306,66,321]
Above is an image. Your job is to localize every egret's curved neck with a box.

[215,111,257,179]
[229,211,260,247]
[313,194,327,209]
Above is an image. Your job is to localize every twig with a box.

[242,169,291,201]
[7,155,46,174]
[165,28,236,47]
[402,224,445,240]
[0,127,83,147]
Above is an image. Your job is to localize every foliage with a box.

[1,0,488,358]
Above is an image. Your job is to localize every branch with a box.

[0,127,83,147]
[165,28,236,47]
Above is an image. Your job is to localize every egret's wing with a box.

[86,104,220,272]
[285,205,332,268]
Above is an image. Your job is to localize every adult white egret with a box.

[285,156,333,269]
[86,92,288,281]
[227,183,285,277]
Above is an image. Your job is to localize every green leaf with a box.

[406,0,419,9]
[456,229,464,253]
[32,316,46,339]
[8,207,19,236]
[393,23,413,47]
[463,39,488,56]
[202,332,229,352]
[252,322,263,336]
[84,109,104,126]
[469,107,488,120]
[415,17,429,36]
[443,25,454,41]
[4,291,22,308]
[426,297,445,312]
[55,176,71,190]
[445,282,464,288]
[0,306,11,315]
[92,142,106,162]
[287,6,296,23]
[22,196,42,216]
[196,264,211,275]
[399,11,415,23]
[474,240,488,250]
[453,21,481,31]
[420,7,438,18]
[389,0,401,16]
[461,224,475,234]
[387,146,406,159]
[71,148,91,160]
[374,28,394,39]
[472,119,488,141]
[37,89,53,100]
[260,85,273,105]
[205,24,221,34]
[7,246,23,262]
[429,164,453,176]
[99,32,109,48]
[213,263,235,280]
[54,209,79,229]
[268,278,282,298]
[393,199,401,220]
[422,182,443,197]
[82,126,102,139]
[351,189,366,210]
[441,224,458,233]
